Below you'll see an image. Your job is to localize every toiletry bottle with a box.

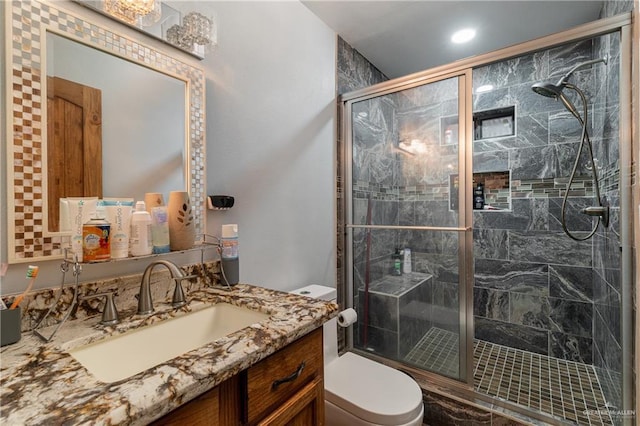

[103,198,134,259]
[220,224,239,286]
[474,182,485,210]
[450,175,459,210]
[82,202,111,262]
[403,248,412,274]
[444,128,453,144]
[393,249,403,276]
[129,201,153,256]
[150,206,171,254]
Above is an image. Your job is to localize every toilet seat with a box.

[324,352,423,425]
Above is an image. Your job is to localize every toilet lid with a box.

[324,352,423,425]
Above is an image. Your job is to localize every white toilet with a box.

[290,285,424,426]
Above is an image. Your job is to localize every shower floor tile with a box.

[405,328,614,425]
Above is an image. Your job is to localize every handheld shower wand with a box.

[531,57,609,241]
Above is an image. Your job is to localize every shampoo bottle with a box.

[129,201,152,256]
[474,182,485,210]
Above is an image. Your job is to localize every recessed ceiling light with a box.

[476,84,494,93]
[451,28,476,44]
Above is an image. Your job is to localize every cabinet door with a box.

[151,386,220,426]
[257,376,324,426]
[151,376,242,426]
[246,328,323,423]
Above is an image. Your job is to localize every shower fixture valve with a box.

[581,206,609,228]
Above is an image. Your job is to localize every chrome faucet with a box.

[137,260,191,315]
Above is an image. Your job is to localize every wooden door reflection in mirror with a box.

[46,77,103,232]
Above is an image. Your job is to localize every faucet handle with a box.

[80,292,120,326]
[171,274,197,309]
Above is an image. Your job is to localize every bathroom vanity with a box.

[0,280,337,425]
[154,327,324,425]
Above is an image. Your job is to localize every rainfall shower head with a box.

[530,57,608,100]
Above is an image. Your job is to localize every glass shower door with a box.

[345,72,472,382]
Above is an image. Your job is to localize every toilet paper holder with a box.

[337,308,357,327]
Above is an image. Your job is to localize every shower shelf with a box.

[440,106,516,145]
[473,106,515,141]
[449,170,511,212]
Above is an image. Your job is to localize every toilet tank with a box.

[289,284,336,301]
[290,285,339,364]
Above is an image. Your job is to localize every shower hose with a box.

[559,83,605,241]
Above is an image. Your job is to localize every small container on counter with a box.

[221,224,239,286]
[82,202,111,262]
[0,307,21,347]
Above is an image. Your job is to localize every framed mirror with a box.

[5,0,206,263]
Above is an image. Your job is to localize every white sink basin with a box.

[68,303,269,383]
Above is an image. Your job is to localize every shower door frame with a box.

[339,11,634,426]
[342,70,475,384]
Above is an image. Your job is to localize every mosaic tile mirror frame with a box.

[5,0,206,263]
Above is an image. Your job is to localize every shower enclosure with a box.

[340,14,632,426]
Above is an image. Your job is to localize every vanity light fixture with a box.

[451,28,476,44]
[167,12,216,51]
[103,0,162,25]
[75,0,216,58]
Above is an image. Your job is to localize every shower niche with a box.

[449,171,511,211]
[473,106,515,140]
[440,106,516,145]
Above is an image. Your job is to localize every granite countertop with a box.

[0,284,338,425]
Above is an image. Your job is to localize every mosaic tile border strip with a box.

[7,0,206,262]
[406,328,614,426]
[352,175,600,205]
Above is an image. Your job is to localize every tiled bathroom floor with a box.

[405,328,614,426]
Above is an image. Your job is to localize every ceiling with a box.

[302,1,604,79]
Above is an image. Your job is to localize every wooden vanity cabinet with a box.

[153,327,324,426]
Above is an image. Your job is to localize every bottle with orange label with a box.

[82,202,111,262]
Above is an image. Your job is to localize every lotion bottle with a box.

[129,201,152,256]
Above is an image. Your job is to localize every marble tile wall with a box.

[591,8,626,409]
[471,35,621,374]
[346,34,622,372]
[336,36,390,354]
